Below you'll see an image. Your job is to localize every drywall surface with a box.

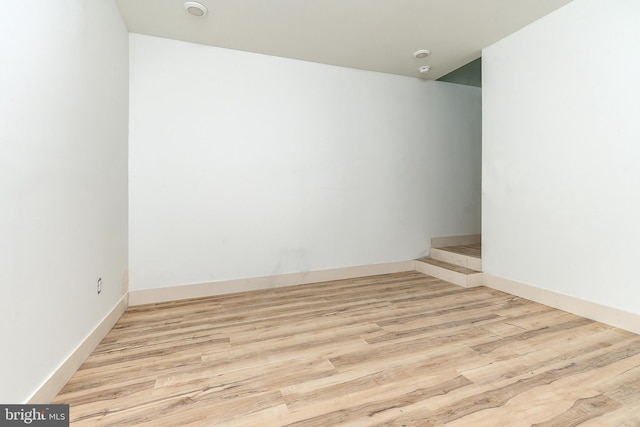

[0,1,129,402]
[129,34,481,291]
[483,0,640,313]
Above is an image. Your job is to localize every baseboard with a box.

[129,261,415,306]
[27,293,129,403]
[483,274,640,335]
[431,234,481,248]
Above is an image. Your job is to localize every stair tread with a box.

[416,257,481,274]
[436,243,482,259]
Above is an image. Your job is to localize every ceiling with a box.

[115,0,572,80]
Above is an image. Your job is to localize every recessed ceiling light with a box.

[419,65,431,74]
[413,49,431,59]
[184,2,208,17]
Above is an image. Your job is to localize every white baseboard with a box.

[129,261,415,306]
[431,234,481,248]
[27,293,129,403]
[483,274,640,335]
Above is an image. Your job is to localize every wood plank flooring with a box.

[53,272,640,426]
[438,243,482,259]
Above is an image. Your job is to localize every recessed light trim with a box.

[413,49,431,59]
[184,2,208,17]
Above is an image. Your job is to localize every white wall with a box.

[0,1,129,402]
[483,0,640,313]
[129,34,481,291]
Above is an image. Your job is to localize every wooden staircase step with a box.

[416,257,479,274]
[438,243,481,258]
[415,257,483,288]
[430,246,482,271]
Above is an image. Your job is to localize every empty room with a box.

[2,0,640,425]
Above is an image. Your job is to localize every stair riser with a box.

[415,261,483,288]
[431,234,481,248]
[430,248,482,271]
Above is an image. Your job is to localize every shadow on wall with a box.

[438,57,482,88]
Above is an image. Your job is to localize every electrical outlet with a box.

[97,278,102,295]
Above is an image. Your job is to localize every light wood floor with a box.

[54,272,640,426]
[438,243,482,259]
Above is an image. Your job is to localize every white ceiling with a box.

[115,0,572,80]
